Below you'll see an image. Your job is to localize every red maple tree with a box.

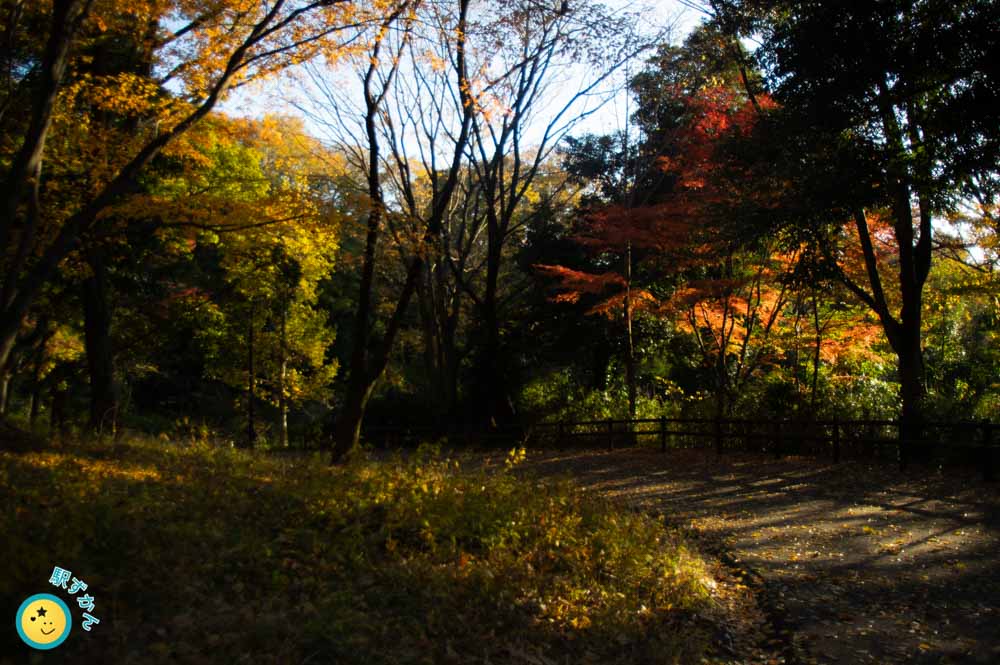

[537,84,789,417]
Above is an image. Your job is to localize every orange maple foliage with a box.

[537,83,800,409]
[538,85,775,321]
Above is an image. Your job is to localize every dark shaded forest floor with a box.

[505,447,1000,665]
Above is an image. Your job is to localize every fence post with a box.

[660,416,667,453]
[772,420,782,459]
[714,416,723,456]
[982,422,995,483]
[607,418,614,450]
[558,421,564,447]
[832,421,841,464]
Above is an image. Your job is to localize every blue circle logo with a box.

[15,593,72,650]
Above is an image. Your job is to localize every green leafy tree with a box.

[716,0,1000,444]
[148,115,340,447]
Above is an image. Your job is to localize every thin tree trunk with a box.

[896,326,925,467]
[481,242,510,429]
[334,256,425,459]
[442,291,461,418]
[439,257,462,418]
[880,84,930,463]
[624,240,636,421]
[245,300,256,449]
[810,291,821,415]
[840,206,929,464]
[416,263,444,408]
[29,379,41,429]
[332,187,389,456]
[332,0,474,462]
[278,301,288,448]
[331,13,394,460]
[3,376,12,414]
[335,379,376,457]
[28,331,48,430]
[50,381,67,438]
[479,211,517,430]
[0,373,9,415]
[83,251,117,436]
[49,392,57,434]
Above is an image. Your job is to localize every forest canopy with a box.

[1,0,997,451]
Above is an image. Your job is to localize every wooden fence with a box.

[360,417,998,481]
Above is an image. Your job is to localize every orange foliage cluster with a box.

[536,84,848,393]
[586,289,660,318]
[820,318,886,365]
[538,84,775,326]
[574,204,696,256]
[668,249,794,368]
[533,266,625,305]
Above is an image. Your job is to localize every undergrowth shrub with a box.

[0,435,715,664]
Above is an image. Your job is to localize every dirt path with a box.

[514,447,1000,664]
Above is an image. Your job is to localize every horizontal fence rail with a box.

[358,417,998,481]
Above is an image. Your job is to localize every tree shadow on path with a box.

[517,447,1000,665]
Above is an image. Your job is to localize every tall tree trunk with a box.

[436,262,460,418]
[623,241,637,420]
[29,358,42,429]
[893,241,928,467]
[482,249,500,426]
[336,221,466,459]
[444,337,459,417]
[437,256,462,418]
[0,373,9,415]
[278,301,288,448]
[333,276,377,456]
[810,291,821,416]
[50,379,67,438]
[789,295,802,403]
[881,85,931,462]
[331,13,394,461]
[333,164,383,459]
[83,252,117,436]
[894,214,928,466]
[895,324,925,467]
[245,300,256,449]
[442,298,460,419]
[479,220,516,430]
[335,258,426,459]
[416,263,444,409]
[335,379,376,457]
[842,203,930,466]
[28,328,49,429]
[332,0,474,462]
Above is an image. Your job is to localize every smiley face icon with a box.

[15,593,72,650]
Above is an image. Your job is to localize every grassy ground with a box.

[1,434,723,664]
